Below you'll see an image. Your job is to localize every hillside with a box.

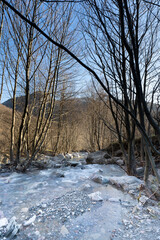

[0,104,12,154]
[3,92,44,114]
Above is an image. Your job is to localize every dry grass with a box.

[0,104,12,154]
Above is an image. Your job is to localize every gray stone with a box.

[23,215,36,227]
[91,175,109,184]
[54,163,63,168]
[66,161,80,167]
[139,196,148,205]
[116,159,124,166]
[65,153,72,160]
[108,198,121,203]
[136,167,144,175]
[82,183,92,191]
[0,218,8,228]
[5,217,21,238]
[147,206,160,216]
[88,191,103,201]
[52,154,65,162]
[8,223,21,239]
[56,171,65,177]
[109,176,143,192]
[86,151,111,165]
[72,152,80,158]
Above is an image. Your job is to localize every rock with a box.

[72,152,80,158]
[41,204,47,208]
[37,209,43,215]
[139,196,149,205]
[56,170,65,178]
[8,223,21,239]
[65,153,72,160]
[91,175,109,184]
[54,163,63,168]
[23,215,36,227]
[108,198,121,203]
[91,175,103,184]
[82,184,92,190]
[5,217,21,239]
[88,191,103,201]
[109,176,143,192]
[5,217,16,235]
[136,167,144,175]
[66,161,80,167]
[104,152,111,159]
[86,151,111,165]
[0,218,8,228]
[114,150,123,157]
[147,206,160,216]
[116,159,124,166]
[21,208,29,213]
[32,159,55,169]
[122,219,130,226]
[60,225,69,236]
[52,154,65,162]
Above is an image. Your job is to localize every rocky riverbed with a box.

[0,152,160,239]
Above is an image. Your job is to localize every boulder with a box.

[91,174,109,184]
[108,176,143,192]
[86,151,111,164]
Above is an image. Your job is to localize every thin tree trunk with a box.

[10,55,20,163]
[127,139,136,175]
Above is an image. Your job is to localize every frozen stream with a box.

[0,158,137,239]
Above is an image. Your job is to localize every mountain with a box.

[3,92,44,113]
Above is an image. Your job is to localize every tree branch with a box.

[1,0,160,159]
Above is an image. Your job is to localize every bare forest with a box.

[0,0,160,184]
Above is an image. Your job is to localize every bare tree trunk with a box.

[127,139,136,175]
[10,54,20,163]
[0,2,4,41]
[0,51,7,103]
[16,2,37,164]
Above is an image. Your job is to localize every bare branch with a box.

[143,0,160,7]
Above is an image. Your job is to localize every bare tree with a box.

[1,0,160,182]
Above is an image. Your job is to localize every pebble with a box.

[23,215,36,227]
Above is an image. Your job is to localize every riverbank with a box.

[0,152,160,239]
